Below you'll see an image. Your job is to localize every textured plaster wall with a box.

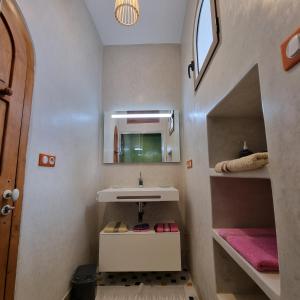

[101,44,186,244]
[181,0,300,299]
[14,1,103,299]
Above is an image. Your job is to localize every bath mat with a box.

[97,270,190,286]
[96,284,187,300]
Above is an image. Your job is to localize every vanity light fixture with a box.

[115,0,140,26]
[111,113,172,119]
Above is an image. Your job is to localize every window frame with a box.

[192,0,220,91]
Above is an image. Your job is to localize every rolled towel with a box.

[103,221,128,233]
[215,152,268,173]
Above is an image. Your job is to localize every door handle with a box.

[0,87,13,96]
[3,189,20,202]
[188,60,195,79]
[1,204,15,216]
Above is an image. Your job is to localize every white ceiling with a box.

[84,0,187,45]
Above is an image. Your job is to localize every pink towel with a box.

[163,223,171,232]
[217,228,276,240]
[226,235,279,272]
[169,223,179,232]
[154,223,164,233]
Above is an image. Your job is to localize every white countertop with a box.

[97,186,179,203]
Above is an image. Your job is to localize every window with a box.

[189,0,219,91]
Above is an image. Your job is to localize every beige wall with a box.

[102,44,183,190]
[14,1,103,299]
[181,1,300,299]
[101,44,186,245]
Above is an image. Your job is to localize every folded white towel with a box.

[215,152,269,173]
[103,221,128,233]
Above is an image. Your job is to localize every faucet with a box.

[138,171,143,187]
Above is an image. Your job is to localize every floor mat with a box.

[96,284,187,300]
[97,270,190,286]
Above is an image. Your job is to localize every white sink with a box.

[97,187,179,203]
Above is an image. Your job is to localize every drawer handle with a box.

[116,195,161,200]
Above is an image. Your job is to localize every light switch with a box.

[39,153,56,167]
[186,160,193,169]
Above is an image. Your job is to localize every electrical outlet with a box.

[38,153,56,167]
[281,27,300,71]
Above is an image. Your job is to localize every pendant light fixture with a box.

[115,0,140,26]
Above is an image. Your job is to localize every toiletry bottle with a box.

[239,141,253,158]
[138,172,143,187]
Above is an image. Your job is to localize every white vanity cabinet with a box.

[99,230,181,272]
[98,186,181,272]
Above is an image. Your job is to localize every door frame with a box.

[1,1,35,299]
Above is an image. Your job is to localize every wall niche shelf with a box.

[207,65,280,300]
[209,166,269,179]
[213,230,280,300]
[207,65,268,169]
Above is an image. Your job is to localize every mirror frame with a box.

[192,0,220,91]
[103,110,181,164]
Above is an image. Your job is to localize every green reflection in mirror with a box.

[119,133,162,163]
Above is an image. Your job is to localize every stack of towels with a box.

[215,152,269,173]
[103,222,128,233]
[217,228,279,272]
[155,223,179,233]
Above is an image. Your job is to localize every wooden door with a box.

[0,1,34,299]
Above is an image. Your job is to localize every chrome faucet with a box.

[138,172,144,187]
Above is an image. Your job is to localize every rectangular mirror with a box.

[103,110,181,164]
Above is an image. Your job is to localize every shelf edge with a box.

[212,229,280,300]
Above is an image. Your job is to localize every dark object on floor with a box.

[71,264,97,300]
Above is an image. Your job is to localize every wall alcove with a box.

[206,65,280,300]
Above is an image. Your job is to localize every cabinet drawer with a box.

[99,230,181,272]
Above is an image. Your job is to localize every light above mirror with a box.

[104,110,181,164]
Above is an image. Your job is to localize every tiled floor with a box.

[97,270,191,287]
[96,285,187,300]
[96,271,198,300]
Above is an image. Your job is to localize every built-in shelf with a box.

[207,65,268,169]
[211,177,275,229]
[217,293,268,300]
[213,230,280,300]
[209,166,269,179]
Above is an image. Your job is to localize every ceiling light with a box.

[115,0,140,26]
[111,113,172,119]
